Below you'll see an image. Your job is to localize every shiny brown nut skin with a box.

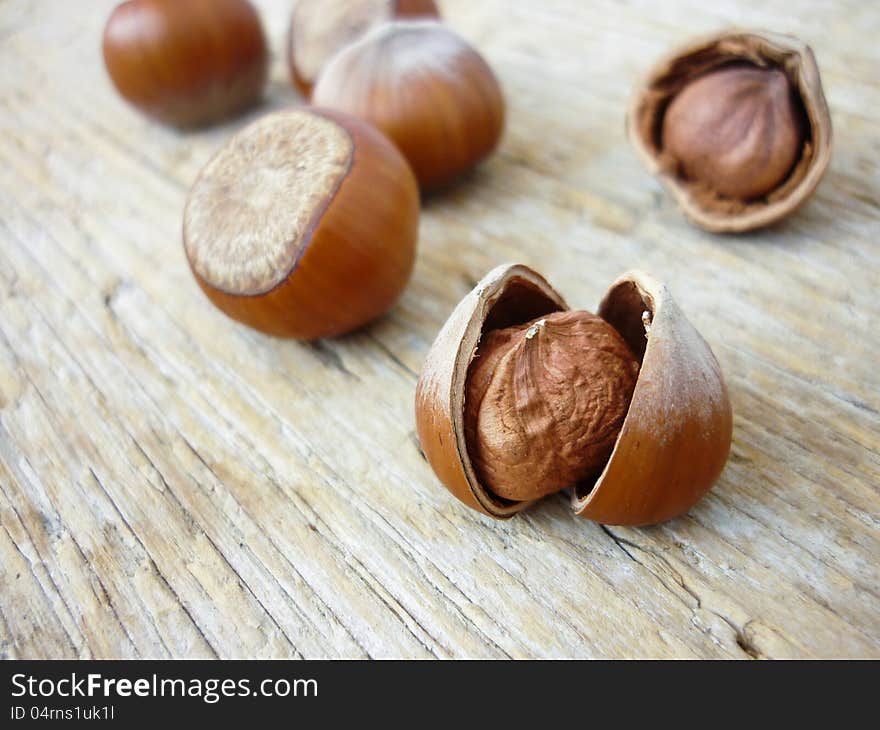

[662,65,806,200]
[415,264,733,526]
[183,108,419,340]
[287,0,440,98]
[628,31,832,233]
[311,20,505,192]
[102,0,268,128]
[464,311,640,502]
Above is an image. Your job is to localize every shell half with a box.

[572,271,733,525]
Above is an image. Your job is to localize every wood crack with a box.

[0,598,17,659]
[292,490,445,657]
[87,468,220,658]
[3,275,299,655]
[305,341,359,380]
[121,446,302,658]
[340,491,514,658]
[707,492,880,603]
[64,521,142,658]
[174,432,369,658]
[0,485,82,657]
[601,524,761,659]
[365,332,419,379]
[68,230,523,657]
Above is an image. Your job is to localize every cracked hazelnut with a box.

[287,0,440,98]
[629,31,832,232]
[311,20,505,191]
[464,311,640,502]
[415,264,733,525]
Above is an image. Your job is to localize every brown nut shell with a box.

[628,31,832,233]
[415,264,732,525]
[103,0,268,128]
[311,20,505,192]
[415,265,567,518]
[571,272,732,525]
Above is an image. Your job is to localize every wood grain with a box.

[0,0,877,659]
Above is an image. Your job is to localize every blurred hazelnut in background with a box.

[103,0,268,128]
[312,20,505,192]
[287,0,440,98]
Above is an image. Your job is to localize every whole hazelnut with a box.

[287,0,440,98]
[629,31,832,232]
[311,20,505,192]
[415,264,733,525]
[464,311,640,502]
[183,109,419,339]
[102,0,268,128]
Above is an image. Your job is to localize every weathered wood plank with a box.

[0,0,877,658]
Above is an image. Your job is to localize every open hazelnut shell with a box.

[628,30,832,233]
[414,264,732,526]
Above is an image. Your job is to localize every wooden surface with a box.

[0,0,877,659]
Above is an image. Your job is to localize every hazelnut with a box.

[103,0,268,128]
[662,65,805,200]
[287,0,440,98]
[311,20,505,192]
[629,31,832,232]
[415,264,733,525]
[464,311,640,502]
[183,109,419,339]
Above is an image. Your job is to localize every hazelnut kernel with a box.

[662,64,806,200]
[464,310,640,502]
